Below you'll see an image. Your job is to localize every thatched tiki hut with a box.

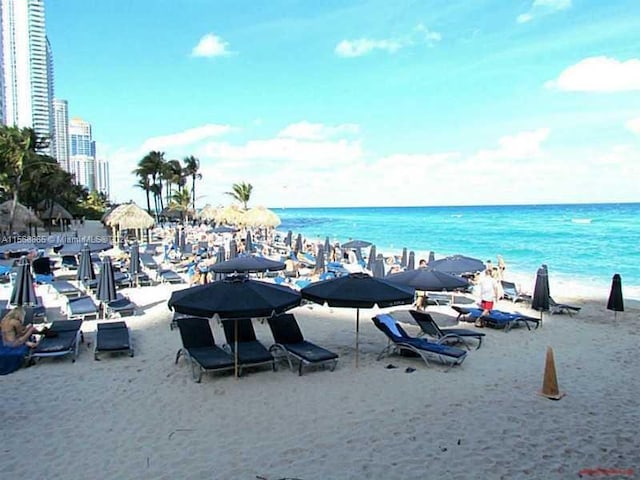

[215,204,245,226]
[198,204,218,222]
[243,206,281,229]
[104,203,155,243]
[0,200,42,236]
[38,201,74,232]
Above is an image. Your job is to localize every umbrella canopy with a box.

[400,248,408,268]
[342,239,372,249]
[243,206,281,228]
[245,231,254,254]
[607,274,624,313]
[53,239,113,255]
[168,274,301,319]
[9,257,37,306]
[301,272,415,366]
[228,239,238,259]
[316,245,325,273]
[97,256,117,303]
[367,245,377,272]
[407,251,416,271]
[285,230,293,247]
[531,266,550,315]
[129,242,141,276]
[386,268,469,292]
[429,255,485,275]
[211,225,237,234]
[77,244,96,283]
[294,233,303,253]
[0,241,42,254]
[211,256,285,274]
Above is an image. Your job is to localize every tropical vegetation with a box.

[225,181,253,210]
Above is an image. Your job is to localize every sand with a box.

[1,223,638,479]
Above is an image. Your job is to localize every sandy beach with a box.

[1,223,638,480]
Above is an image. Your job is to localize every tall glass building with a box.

[53,98,69,170]
[0,0,55,155]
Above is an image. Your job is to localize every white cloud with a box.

[625,117,640,134]
[472,128,550,162]
[140,124,232,151]
[545,57,640,92]
[335,24,441,58]
[191,33,231,57]
[517,0,571,23]
[277,121,360,140]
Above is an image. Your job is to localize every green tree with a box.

[225,181,253,210]
[170,187,192,221]
[135,151,165,217]
[182,155,201,212]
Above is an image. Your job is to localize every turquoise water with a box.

[274,203,640,298]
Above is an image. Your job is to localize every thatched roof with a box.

[37,201,73,220]
[198,204,218,221]
[105,203,155,229]
[243,206,281,228]
[215,205,245,225]
[0,200,43,232]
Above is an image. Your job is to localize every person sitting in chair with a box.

[1,307,38,348]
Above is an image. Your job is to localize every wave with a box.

[571,218,592,224]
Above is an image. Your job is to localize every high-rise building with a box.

[53,99,69,170]
[67,116,109,198]
[0,0,55,155]
[69,116,95,157]
[96,157,110,197]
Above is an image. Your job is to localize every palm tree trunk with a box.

[145,189,151,215]
[191,175,196,211]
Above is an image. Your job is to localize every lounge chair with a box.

[267,314,338,375]
[407,310,485,350]
[221,318,276,375]
[372,314,467,368]
[31,320,84,363]
[549,297,581,315]
[61,255,79,271]
[159,269,184,284]
[104,296,137,318]
[94,321,134,360]
[451,306,540,331]
[140,253,159,270]
[50,280,83,298]
[66,295,99,321]
[500,281,532,303]
[174,317,235,382]
[5,297,48,324]
[33,257,54,284]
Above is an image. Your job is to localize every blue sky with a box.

[47,0,640,208]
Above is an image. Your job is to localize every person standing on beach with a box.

[477,268,498,327]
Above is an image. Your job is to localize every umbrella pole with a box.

[235,321,239,379]
[356,308,360,368]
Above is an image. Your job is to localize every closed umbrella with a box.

[428,251,435,264]
[77,244,95,284]
[324,237,331,260]
[429,255,485,275]
[174,228,180,250]
[400,248,408,268]
[294,234,303,254]
[301,273,415,367]
[214,246,226,281]
[179,229,187,254]
[386,268,469,292]
[607,274,624,319]
[531,265,550,324]
[211,256,285,274]
[372,258,385,279]
[97,256,117,317]
[129,242,141,286]
[367,245,377,272]
[407,251,415,271]
[316,245,325,273]
[245,231,254,254]
[228,239,238,259]
[10,257,37,306]
[285,231,293,248]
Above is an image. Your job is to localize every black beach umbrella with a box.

[228,239,238,259]
[211,225,237,234]
[76,244,95,283]
[316,245,326,273]
[372,258,385,279]
[428,251,435,264]
[386,268,469,292]
[301,272,415,367]
[214,246,226,281]
[607,274,624,318]
[245,231,254,254]
[342,239,372,249]
[129,241,141,286]
[179,229,187,254]
[97,256,118,311]
[531,265,550,323]
[168,275,302,377]
[324,237,331,259]
[407,251,416,271]
[367,245,377,272]
[285,230,293,248]
[294,233,303,254]
[0,241,42,255]
[10,257,37,306]
[174,228,180,250]
[429,255,485,275]
[400,248,408,268]
[211,256,286,274]
[55,240,113,256]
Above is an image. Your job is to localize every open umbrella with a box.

[9,257,37,306]
[342,239,372,249]
[53,239,113,256]
[77,244,95,284]
[211,256,285,274]
[607,274,624,319]
[429,255,485,275]
[168,275,301,376]
[211,225,237,234]
[407,251,415,271]
[129,241,141,286]
[301,272,415,367]
[386,268,469,292]
[531,265,550,324]
[97,256,117,309]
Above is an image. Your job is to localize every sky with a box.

[47,0,640,208]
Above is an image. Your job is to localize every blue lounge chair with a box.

[407,310,485,350]
[221,318,276,376]
[94,321,134,360]
[31,320,84,363]
[451,306,540,331]
[66,295,99,321]
[372,314,468,368]
[267,314,338,375]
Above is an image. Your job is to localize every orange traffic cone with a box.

[539,347,565,400]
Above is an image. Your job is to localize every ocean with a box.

[274,203,640,300]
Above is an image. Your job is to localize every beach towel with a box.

[0,343,29,375]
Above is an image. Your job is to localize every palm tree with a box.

[133,175,152,214]
[162,159,183,205]
[225,182,253,210]
[136,151,165,217]
[183,155,201,212]
[170,187,192,222]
